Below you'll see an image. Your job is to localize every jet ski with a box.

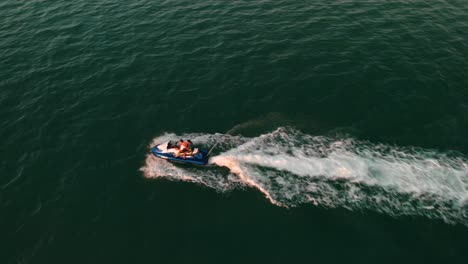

[151,141,209,165]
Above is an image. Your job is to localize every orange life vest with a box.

[180,141,190,150]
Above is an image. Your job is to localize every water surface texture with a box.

[2,1,468,263]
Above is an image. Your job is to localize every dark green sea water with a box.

[2,0,468,263]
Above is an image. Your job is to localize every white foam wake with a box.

[141,127,468,225]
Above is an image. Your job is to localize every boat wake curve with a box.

[141,127,468,225]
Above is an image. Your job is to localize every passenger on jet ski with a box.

[167,139,190,149]
[167,140,179,150]
[175,139,193,158]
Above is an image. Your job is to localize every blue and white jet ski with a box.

[151,141,210,165]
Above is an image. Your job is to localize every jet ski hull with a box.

[151,143,209,165]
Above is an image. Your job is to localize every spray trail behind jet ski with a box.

[141,127,468,225]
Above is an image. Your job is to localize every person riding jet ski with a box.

[175,139,193,158]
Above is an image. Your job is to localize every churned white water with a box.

[141,127,468,225]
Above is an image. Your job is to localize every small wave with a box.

[141,127,468,225]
